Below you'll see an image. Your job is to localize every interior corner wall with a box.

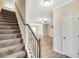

[43,24,51,36]
[15,0,26,20]
[0,0,4,11]
[15,0,26,45]
[43,24,49,35]
[53,0,79,54]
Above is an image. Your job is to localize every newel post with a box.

[39,38,41,58]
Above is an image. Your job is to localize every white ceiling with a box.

[27,0,74,24]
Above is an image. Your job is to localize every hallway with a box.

[0,0,79,58]
[41,35,69,58]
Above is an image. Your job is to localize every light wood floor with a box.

[41,35,69,58]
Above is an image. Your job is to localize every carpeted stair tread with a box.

[0,22,18,24]
[0,43,24,57]
[0,29,20,34]
[0,16,17,20]
[0,19,17,22]
[1,9,16,18]
[0,26,19,29]
[0,38,22,48]
[0,33,21,40]
[4,51,26,58]
[0,24,18,26]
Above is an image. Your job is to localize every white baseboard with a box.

[53,48,66,55]
[25,45,36,58]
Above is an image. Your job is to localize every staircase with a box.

[0,9,27,58]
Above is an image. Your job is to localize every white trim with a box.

[54,48,71,57]
[53,48,65,55]
[53,0,75,10]
[53,48,71,57]
[25,45,34,58]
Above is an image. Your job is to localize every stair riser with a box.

[0,16,17,20]
[0,26,19,29]
[16,52,26,58]
[0,44,24,57]
[0,22,18,24]
[0,30,20,34]
[2,15,16,18]
[1,13,15,17]
[0,34,21,40]
[0,19,17,22]
[1,9,16,18]
[4,51,26,58]
[0,24,18,26]
[0,39,22,48]
[1,12,15,16]
[0,20,17,23]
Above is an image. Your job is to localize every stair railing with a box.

[15,3,41,58]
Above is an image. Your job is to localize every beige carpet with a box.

[41,35,69,58]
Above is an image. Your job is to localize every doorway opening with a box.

[4,0,15,10]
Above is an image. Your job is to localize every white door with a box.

[74,12,79,57]
[62,16,69,55]
[62,15,76,57]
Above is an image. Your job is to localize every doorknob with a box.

[63,37,66,39]
[78,35,79,38]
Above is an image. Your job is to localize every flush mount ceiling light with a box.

[43,0,50,6]
[39,18,48,23]
[41,0,53,7]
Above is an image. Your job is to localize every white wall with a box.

[0,0,4,11]
[15,0,26,44]
[15,0,26,20]
[53,13,63,52]
[43,24,50,35]
[30,23,43,37]
[53,0,79,55]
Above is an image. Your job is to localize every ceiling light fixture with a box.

[39,18,48,23]
[42,0,53,7]
[43,0,50,6]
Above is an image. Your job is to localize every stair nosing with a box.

[0,38,22,42]
[0,29,20,31]
[0,33,21,35]
[4,51,26,58]
[0,22,18,24]
[0,43,24,51]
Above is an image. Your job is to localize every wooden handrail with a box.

[26,24,39,41]
[15,3,38,41]
[15,3,25,25]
